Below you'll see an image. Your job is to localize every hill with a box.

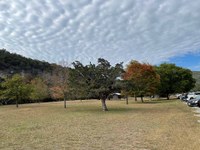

[0,49,53,76]
[192,71,200,90]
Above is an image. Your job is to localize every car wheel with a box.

[198,101,200,107]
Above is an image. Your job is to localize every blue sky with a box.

[0,0,200,70]
[168,53,200,71]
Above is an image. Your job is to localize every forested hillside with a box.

[0,49,53,75]
[0,49,68,105]
[192,71,200,91]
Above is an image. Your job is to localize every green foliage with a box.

[118,80,135,96]
[69,58,123,110]
[69,58,123,99]
[0,49,70,105]
[156,63,196,99]
[0,49,53,74]
[0,74,32,107]
[30,77,49,102]
[192,71,200,91]
[0,82,4,105]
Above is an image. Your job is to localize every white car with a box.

[186,92,200,101]
[175,93,182,99]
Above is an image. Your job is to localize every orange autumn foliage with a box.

[123,60,160,95]
[50,86,64,100]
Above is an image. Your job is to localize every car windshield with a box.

[188,93,194,95]
[195,95,200,99]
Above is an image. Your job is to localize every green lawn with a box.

[0,99,200,150]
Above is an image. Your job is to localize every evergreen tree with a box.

[69,58,123,111]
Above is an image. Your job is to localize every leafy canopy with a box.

[123,60,160,99]
[156,63,196,99]
[69,58,123,99]
[30,77,49,101]
[0,74,32,107]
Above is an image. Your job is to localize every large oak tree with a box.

[69,58,123,111]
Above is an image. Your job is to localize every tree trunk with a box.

[141,95,144,103]
[64,97,67,108]
[134,93,137,101]
[101,98,108,111]
[167,94,170,100]
[16,99,19,108]
[198,100,200,107]
[126,95,128,105]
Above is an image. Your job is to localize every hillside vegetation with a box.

[0,49,53,75]
[0,49,68,104]
[192,71,200,91]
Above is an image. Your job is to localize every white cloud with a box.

[0,0,200,66]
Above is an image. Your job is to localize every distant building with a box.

[112,93,121,100]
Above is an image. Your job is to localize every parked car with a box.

[186,92,200,101]
[187,95,200,107]
[179,93,188,101]
[176,93,182,99]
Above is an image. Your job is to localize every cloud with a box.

[0,0,200,66]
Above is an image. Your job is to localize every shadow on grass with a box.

[132,99,177,104]
[66,105,134,113]
[62,99,179,114]
[105,107,135,113]
[73,106,161,114]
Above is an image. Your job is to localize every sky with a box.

[0,0,200,70]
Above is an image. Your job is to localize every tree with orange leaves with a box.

[123,60,160,102]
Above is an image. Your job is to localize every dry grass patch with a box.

[0,99,200,150]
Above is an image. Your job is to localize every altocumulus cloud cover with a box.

[0,0,200,68]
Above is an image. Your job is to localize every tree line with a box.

[0,49,196,111]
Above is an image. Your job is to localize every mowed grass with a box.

[0,99,200,150]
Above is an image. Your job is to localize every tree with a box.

[69,58,123,111]
[156,63,196,99]
[68,62,91,100]
[0,74,32,107]
[51,62,69,108]
[30,77,49,103]
[192,71,200,91]
[118,80,134,105]
[123,61,160,102]
[193,83,200,91]
[0,81,4,105]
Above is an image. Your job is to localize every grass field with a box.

[0,98,200,150]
